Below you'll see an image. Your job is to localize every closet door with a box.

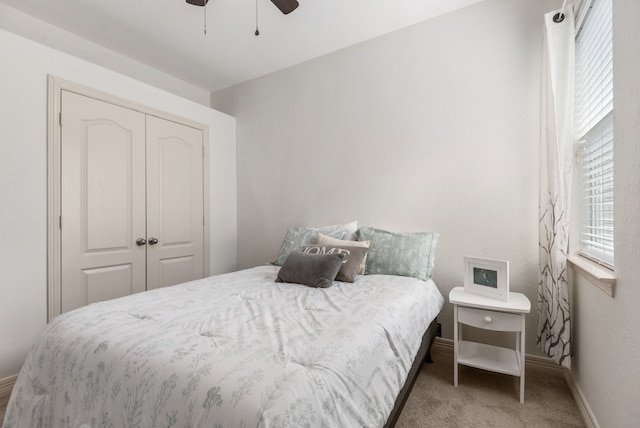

[146,116,204,289]
[60,91,147,313]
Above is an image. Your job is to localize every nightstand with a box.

[449,286,531,403]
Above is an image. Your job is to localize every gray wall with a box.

[568,1,640,427]
[213,0,640,425]
[212,0,556,358]
[0,27,237,380]
[0,3,211,105]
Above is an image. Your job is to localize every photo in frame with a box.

[463,256,509,302]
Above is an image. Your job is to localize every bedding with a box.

[4,265,443,428]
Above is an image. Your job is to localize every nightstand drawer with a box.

[457,306,522,332]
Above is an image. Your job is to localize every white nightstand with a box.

[449,286,531,403]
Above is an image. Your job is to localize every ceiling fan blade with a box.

[271,0,299,14]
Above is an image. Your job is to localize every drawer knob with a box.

[484,316,493,323]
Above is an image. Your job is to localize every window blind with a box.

[575,0,613,138]
[579,113,614,265]
[575,0,614,267]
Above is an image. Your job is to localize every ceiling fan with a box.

[186,0,299,15]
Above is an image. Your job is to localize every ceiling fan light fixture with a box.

[185,0,208,6]
[271,0,299,15]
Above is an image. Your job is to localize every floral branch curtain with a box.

[537,7,575,368]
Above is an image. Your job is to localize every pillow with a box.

[272,221,358,266]
[356,227,439,281]
[316,233,370,274]
[276,251,345,288]
[300,244,369,283]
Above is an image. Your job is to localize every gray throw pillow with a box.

[276,251,345,288]
[300,245,369,283]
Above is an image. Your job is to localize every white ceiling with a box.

[0,0,485,92]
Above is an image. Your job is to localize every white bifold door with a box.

[60,91,204,313]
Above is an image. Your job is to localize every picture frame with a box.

[463,256,509,302]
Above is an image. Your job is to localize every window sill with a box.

[567,254,616,297]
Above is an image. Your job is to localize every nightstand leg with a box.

[519,315,525,403]
[453,305,458,387]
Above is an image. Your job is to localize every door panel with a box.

[146,116,204,289]
[61,91,147,313]
[86,126,133,250]
[158,256,196,289]
[159,138,192,244]
[85,264,134,304]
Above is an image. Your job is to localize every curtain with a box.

[537,7,575,368]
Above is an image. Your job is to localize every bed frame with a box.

[384,317,439,428]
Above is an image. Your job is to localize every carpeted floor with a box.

[0,395,7,426]
[1,346,584,427]
[396,345,585,428]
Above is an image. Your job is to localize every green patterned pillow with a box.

[272,222,358,266]
[355,227,439,280]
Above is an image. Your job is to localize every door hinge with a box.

[59,215,62,229]
[59,112,62,127]
[203,216,205,226]
[202,146,205,157]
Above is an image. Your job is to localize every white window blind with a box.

[575,0,614,266]
[579,113,614,265]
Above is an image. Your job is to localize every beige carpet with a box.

[1,347,584,427]
[0,395,7,427]
[396,345,585,428]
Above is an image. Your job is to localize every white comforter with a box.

[5,266,444,428]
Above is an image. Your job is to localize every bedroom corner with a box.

[0,19,237,390]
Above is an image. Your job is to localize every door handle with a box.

[136,238,147,246]
[148,237,159,245]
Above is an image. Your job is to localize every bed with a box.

[5,226,443,428]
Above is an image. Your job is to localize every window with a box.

[575,0,614,267]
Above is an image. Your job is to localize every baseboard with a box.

[0,375,17,400]
[563,371,600,428]
[432,338,595,427]
[523,353,566,376]
[432,336,454,354]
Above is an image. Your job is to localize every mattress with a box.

[5,265,444,428]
